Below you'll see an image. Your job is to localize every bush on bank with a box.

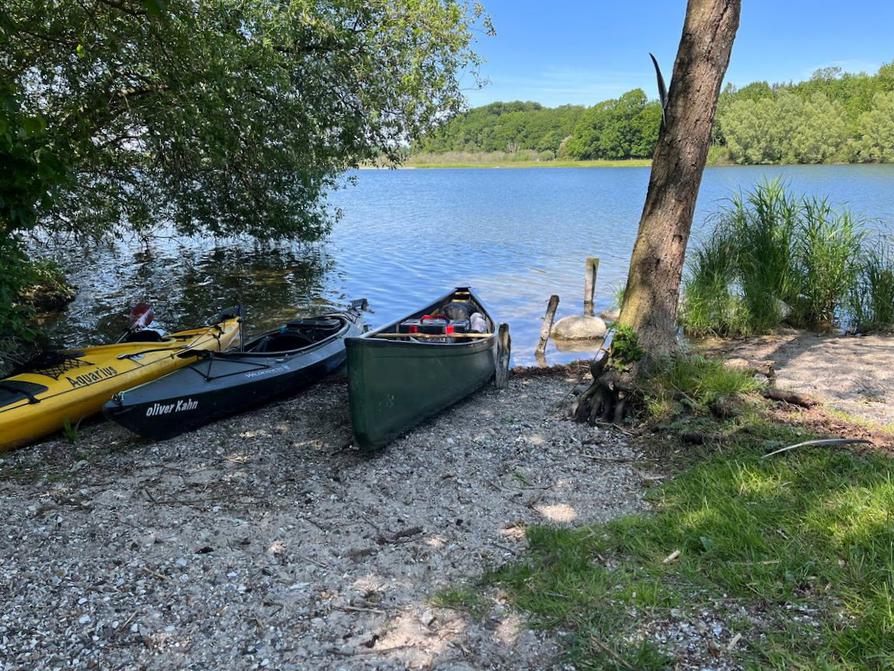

[0,235,72,374]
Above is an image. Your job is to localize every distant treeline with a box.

[416,101,586,160]
[414,63,894,163]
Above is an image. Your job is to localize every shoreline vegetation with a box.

[400,153,651,168]
[410,62,894,167]
[682,180,894,337]
[394,152,894,169]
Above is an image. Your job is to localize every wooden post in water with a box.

[495,322,511,388]
[535,295,560,358]
[584,257,599,317]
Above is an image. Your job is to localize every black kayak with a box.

[104,301,366,439]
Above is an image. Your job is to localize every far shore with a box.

[402,158,651,169]
[361,156,894,170]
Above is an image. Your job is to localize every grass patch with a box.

[431,584,490,618]
[645,355,762,417]
[485,355,893,669]
[825,407,894,438]
[491,424,894,669]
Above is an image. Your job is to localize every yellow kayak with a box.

[0,316,241,451]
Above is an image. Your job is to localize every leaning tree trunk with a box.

[572,0,740,423]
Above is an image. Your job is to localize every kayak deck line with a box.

[182,355,273,382]
[117,327,231,361]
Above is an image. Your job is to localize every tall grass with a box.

[679,233,745,336]
[793,198,864,329]
[682,179,892,336]
[850,240,894,332]
[721,181,800,331]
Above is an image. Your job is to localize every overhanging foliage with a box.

[1,0,485,241]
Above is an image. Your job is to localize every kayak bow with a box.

[0,314,241,451]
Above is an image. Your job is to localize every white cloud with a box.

[463,66,657,107]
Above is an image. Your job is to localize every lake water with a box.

[46,165,894,365]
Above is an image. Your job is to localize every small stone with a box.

[78,615,91,625]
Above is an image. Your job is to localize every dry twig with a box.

[762,438,871,459]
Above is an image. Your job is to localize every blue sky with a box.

[464,1,894,107]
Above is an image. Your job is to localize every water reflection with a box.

[43,238,335,345]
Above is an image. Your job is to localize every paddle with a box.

[116,302,156,343]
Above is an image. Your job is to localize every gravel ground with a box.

[0,373,647,671]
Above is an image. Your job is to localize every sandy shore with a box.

[697,330,894,430]
[0,373,647,670]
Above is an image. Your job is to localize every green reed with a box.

[850,239,894,332]
[682,179,881,336]
[792,198,864,330]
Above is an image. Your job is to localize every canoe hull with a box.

[104,311,363,440]
[346,287,497,450]
[0,318,242,452]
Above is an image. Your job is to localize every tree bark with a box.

[619,0,741,356]
[570,0,740,424]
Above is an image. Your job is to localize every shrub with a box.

[0,236,37,342]
[0,234,68,374]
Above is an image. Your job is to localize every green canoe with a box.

[346,287,502,450]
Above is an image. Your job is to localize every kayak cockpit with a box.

[120,329,168,343]
[243,315,348,354]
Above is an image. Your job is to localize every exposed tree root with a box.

[569,329,639,424]
[762,387,817,408]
